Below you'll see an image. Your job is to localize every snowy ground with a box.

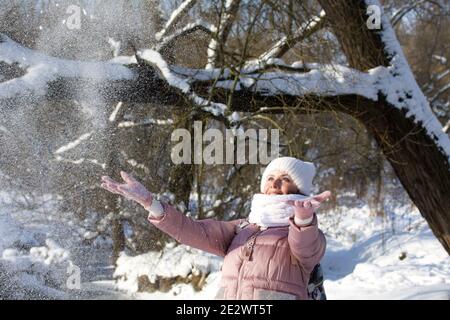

[0,191,115,299]
[0,190,449,300]
[320,205,450,300]
[112,202,450,300]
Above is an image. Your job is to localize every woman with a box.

[101,156,330,300]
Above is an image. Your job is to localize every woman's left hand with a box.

[288,191,332,220]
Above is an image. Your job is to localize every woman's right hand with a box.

[101,171,153,210]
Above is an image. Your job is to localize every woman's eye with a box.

[283,178,290,182]
[268,177,274,181]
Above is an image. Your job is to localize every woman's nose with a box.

[272,179,282,188]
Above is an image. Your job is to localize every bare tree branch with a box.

[391,0,427,26]
[443,119,450,133]
[430,83,450,102]
[390,0,444,26]
[258,10,326,62]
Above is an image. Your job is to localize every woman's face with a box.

[262,170,299,195]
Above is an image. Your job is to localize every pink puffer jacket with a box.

[148,201,326,300]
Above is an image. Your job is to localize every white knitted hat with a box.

[260,157,316,195]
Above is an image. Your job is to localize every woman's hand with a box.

[101,171,153,210]
[288,191,332,221]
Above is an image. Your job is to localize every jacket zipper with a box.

[236,228,263,299]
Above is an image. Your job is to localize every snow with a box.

[107,38,121,58]
[0,35,135,99]
[53,155,106,169]
[109,102,123,122]
[1,0,449,300]
[155,0,198,41]
[430,83,450,102]
[320,204,450,299]
[435,69,450,83]
[114,243,222,295]
[258,10,326,62]
[1,1,448,162]
[206,38,219,70]
[112,201,450,300]
[54,132,93,154]
[138,49,228,117]
[118,118,174,128]
[443,120,450,133]
[138,49,190,93]
[221,64,380,100]
[0,212,72,298]
[156,20,215,52]
[108,56,138,65]
[365,0,450,163]
[205,0,240,70]
[178,0,450,163]
[432,55,447,65]
[1,187,449,300]
[0,192,116,299]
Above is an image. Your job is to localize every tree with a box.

[1,0,449,253]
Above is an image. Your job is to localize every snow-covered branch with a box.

[1,21,373,117]
[443,119,450,133]
[430,83,450,102]
[136,49,228,118]
[0,34,135,100]
[156,0,198,41]
[365,0,450,161]
[432,67,450,83]
[54,132,94,155]
[432,55,448,65]
[0,33,392,111]
[118,118,174,128]
[206,0,242,69]
[2,20,448,161]
[156,21,215,53]
[258,10,326,62]
[422,65,449,94]
[54,155,106,169]
[109,102,123,123]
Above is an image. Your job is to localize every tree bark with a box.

[168,110,195,208]
[355,98,450,253]
[318,0,450,253]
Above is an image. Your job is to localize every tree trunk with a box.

[105,120,125,264]
[357,100,450,253]
[168,110,195,208]
[318,0,450,253]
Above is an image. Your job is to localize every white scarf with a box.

[248,193,312,228]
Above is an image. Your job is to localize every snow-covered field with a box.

[0,191,114,299]
[320,205,450,300]
[0,190,449,300]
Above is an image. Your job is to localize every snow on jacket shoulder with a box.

[148,202,326,300]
